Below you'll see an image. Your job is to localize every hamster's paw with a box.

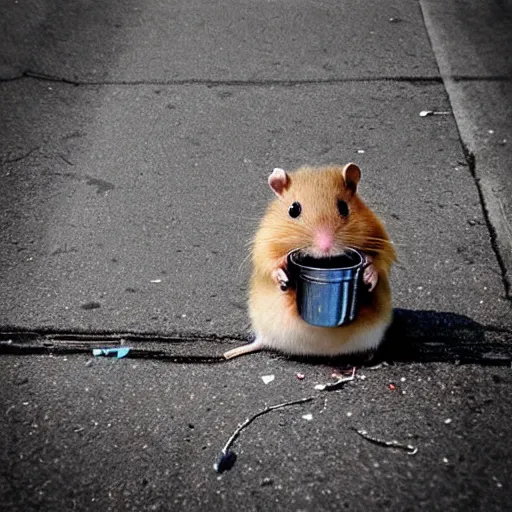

[363,255,378,292]
[271,267,289,291]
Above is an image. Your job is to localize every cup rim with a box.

[288,247,364,272]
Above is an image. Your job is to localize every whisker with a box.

[237,252,253,276]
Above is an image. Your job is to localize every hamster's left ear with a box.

[268,168,290,198]
[342,163,361,195]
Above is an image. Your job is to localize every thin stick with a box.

[214,396,315,472]
[351,427,418,455]
[314,367,356,391]
[221,396,315,454]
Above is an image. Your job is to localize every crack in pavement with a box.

[1,70,509,87]
[418,0,512,301]
[1,146,40,165]
[460,145,511,299]
[0,70,444,86]
[1,316,511,365]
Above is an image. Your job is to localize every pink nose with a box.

[315,231,334,253]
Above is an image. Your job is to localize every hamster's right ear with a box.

[342,163,361,195]
[268,168,290,198]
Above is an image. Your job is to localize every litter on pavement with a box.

[92,347,131,359]
[214,396,314,473]
[352,427,418,455]
[315,367,356,391]
[419,110,450,117]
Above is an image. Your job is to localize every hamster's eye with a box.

[337,199,349,217]
[288,201,302,219]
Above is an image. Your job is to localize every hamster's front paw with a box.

[271,267,289,291]
[363,255,378,292]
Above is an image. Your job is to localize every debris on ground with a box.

[315,367,356,391]
[214,364,420,474]
[92,347,131,359]
[261,375,275,384]
[352,427,418,455]
[214,397,314,474]
[366,362,388,371]
[419,110,450,117]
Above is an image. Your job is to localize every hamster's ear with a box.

[342,163,361,195]
[268,168,289,198]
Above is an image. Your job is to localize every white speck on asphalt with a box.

[261,375,275,384]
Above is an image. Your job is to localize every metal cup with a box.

[286,248,365,327]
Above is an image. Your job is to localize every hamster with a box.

[224,163,396,359]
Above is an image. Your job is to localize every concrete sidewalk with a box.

[1,0,511,510]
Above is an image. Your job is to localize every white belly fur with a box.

[249,282,391,357]
[257,318,389,356]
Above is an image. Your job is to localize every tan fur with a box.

[227,164,396,358]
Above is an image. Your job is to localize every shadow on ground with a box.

[279,308,512,367]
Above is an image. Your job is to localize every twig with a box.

[314,367,356,391]
[352,427,418,455]
[214,396,315,473]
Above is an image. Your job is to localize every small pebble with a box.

[444,418,452,424]
[261,477,273,487]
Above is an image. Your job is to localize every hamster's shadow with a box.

[282,308,512,366]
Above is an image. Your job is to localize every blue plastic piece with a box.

[92,347,131,359]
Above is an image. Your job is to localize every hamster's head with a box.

[263,163,377,259]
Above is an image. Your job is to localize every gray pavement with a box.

[420,0,512,296]
[2,354,512,511]
[1,0,511,510]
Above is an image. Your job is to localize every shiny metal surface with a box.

[287,248,364,327]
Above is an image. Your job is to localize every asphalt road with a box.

[1,0,511,510]
[420,0,512,296]
[2,354,512,511]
